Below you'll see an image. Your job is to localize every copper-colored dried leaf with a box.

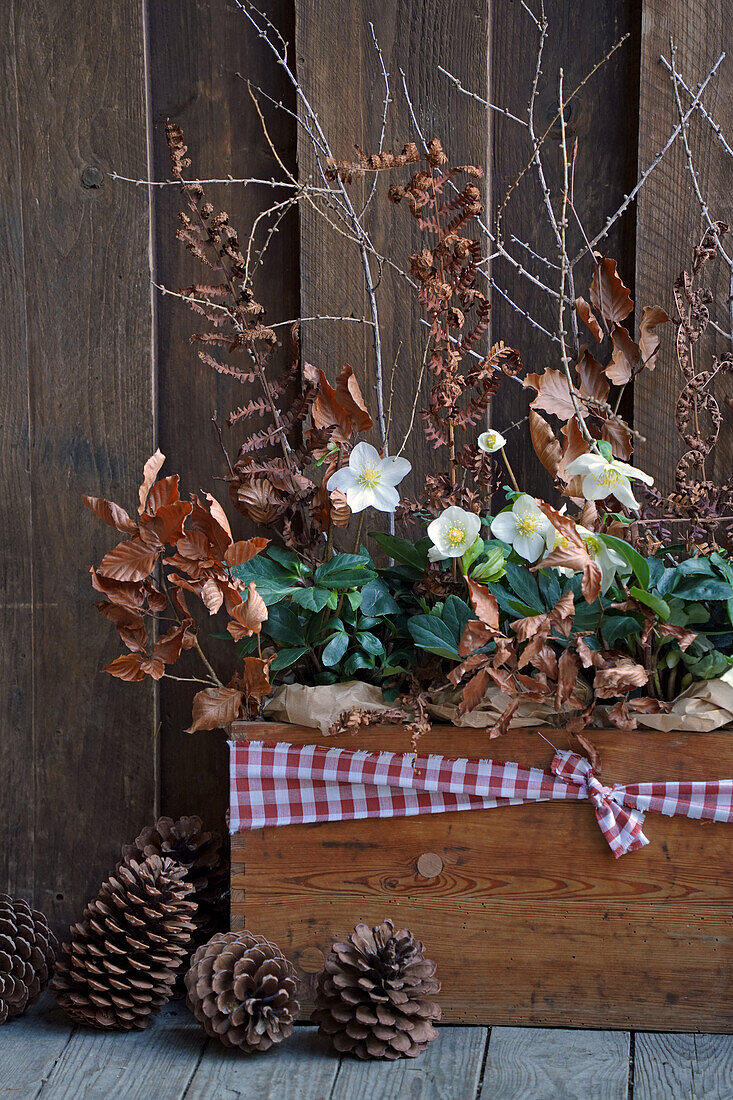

[458,619,495,657]
[594,658,649,698]
[227,582,268,639]
[529,410,562,478]
[329,488,351,528]
[601,417,633,460]
[556,649,581,708]
[243,656,271,701]
[551,590,575,636]
[607,699,635,729]
[83,495,138,535]
[201,577,224,615]
[575,731,601,771]
[576,636,603,668]
[305,362,374,442]
[138,450,166,515]
[511,612,550,643]
[224,537,270,567]
[458,668,491,716]
[638,305,671,371]
[656,621,697,651]
[590,256,633,324]
[558,417,589,486]
[186,686,244,733]
[464,577,499,631]
[139,501,193,548]
[144,474,180,515]
[89,567,145,613]
[488,699,520,738]
[104,652,164,682]
[187,494,232,559]
[525,369,576,420]
[153,623,187,665]
[95,602,149,653]
[606,324,639,385]
[535,503,601,604]
[204,492,232,539]
[574,297,603,342]
[97,537,159,583]
[144,580,168,612]
[577,346,610,403]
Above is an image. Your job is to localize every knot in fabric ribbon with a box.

[551,750,649,858]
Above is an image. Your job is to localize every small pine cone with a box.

[313,920,441,1060]
[122,815,229,945]
[51,856,196,1030]
[0,895,57,1024]
[185,930,300,1053]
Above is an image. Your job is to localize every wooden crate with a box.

[230,720,733,1031]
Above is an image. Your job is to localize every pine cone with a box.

[313,920,441,1060]
[51,856,196,1030]
[0,895,57,1024]
[185,930,300,1052]
[121,815,229,946]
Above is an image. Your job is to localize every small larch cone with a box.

[121,815,229,947]
[51,856,196,1030]
[185,930,300,1053]
[312,919,441,1060]
[0,895,57,1024]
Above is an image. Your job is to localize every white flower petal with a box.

[610,477,640,511]
[380,455,412,485]
[490,512,518,542]
[614,460,654,486]
[368,483,400,512]
[349,441,381,473]
[581,474,610,501]
[344,484,373,512]
[327,466,356,492]
[428,545,445,562]
[565,453,603,478]
[513,532,546,561]
[478,430,507,454]
[463,512,482,544]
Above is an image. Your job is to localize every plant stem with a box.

[501,449,521,493]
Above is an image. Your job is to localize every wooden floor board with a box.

[634,1033,733,1100]
[36,1001,206,1100]
[331,1027,488,1100]
[480,1027,630,1100]
[0,994,74,1099]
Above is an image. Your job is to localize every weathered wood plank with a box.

[186,1027,340,1100]
[232,723,733,1028]
[0,0,34,902]
[634,1033,733,1100]
[636,2,732,492]
[333,1026,487,1100]
[37,1002,205,1100]
[295,0,489,508]
[481,1027,630,1100]
[9,0,156,935]
[148,0,299,833]
[0,995,74,1100]
[490,0,639,494]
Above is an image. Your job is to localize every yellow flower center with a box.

[594,466,622,488]
[583,535,601,559]
[358,466,381,489]
[485,432,497,447]
[446,524,466,547]
[515,513,541,537]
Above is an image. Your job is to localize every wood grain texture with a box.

[0,995,73,1099]
[635,2,732,490]
[295,0,489,506]
[147,0,298,832]
[333,1026,488,1099]
[490,0,639,493]
[36,1001,205,1100]
[635,1033,733,1099]
[186,1028,340,1100]
[231,723,733,1028]
[5,0,156,935]
[481,1027,630,1100]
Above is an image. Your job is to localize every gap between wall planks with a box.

[635,0,733,493]
[0,0,156,937]
[1,0,731,933]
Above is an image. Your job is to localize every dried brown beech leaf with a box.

[464,577,499,630]
[201,577,224,615]
[656,621,697,651]
[242,656,271,701]
[556,649,581,709]
[458,619,495,658]
[529,410,562,478]
[227,583,268,640]
[607,699,635,729]
[97,537,159,583]
[83,495,138,535]
[574,297,603,342]
[638,305,672,371]
[144,474,180,515]
[95,602,149,653]
[153,624,187,665]
[104,652,164,682]
[204,493,232,540]
[552,590,575,636]
[601,418,633,461]
[488,699,520,738]
[457,668,491,716]
[448,651,489,685]
[224,537,270,567]
[305,362,373,443]
[186,686,243,733]
[89,568,145,613]
[593,658,649,698]
[574,731,601,771]
[558,417,589,485]
[511,612,550,643]
[138,450,166,515]
[139,501,192,548]
[576,636,604,668]
[607,324,640,386]
[577,346,610,404]
[187,494,232,560]
[535,503,602,604]
[627,696,672,714]
[524,369,576,420]
[590,256,633,325]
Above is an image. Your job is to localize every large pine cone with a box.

[313,919,441,1060]
[185,930,300,1053]
[51,856,196,1030]
[0,895,57,1024]
[122,815,228,946]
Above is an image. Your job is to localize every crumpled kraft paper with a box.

[263,676,733,735]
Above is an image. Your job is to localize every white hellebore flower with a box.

[490,494,550,562]
[544,507,573,578]
[326,442,411,513]
[564,453,653,511]
[577,526,630,595]
[427,506,482,562]
[477,429,507,454]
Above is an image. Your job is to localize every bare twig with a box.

[438,65,528,126]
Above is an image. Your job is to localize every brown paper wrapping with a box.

[263,676,733,736]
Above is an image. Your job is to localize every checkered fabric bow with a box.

[229,740,733,857]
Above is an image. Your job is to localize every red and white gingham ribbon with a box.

[229,739,733,858]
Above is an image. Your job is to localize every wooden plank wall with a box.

[1,0,730,933]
